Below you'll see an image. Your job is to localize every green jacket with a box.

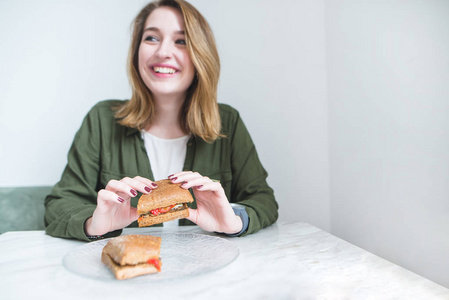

[44,100,278,241]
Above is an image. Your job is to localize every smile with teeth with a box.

[153,66,177,74]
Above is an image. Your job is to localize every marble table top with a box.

[1,222,448,300]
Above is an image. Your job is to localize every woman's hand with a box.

[84,176,157,236]
[169,171,243,234]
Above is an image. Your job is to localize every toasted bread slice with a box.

[138,206,189,227]
[137,179,193,215]
[101,252,159,280]
[101,234,161,280]
[102,234,161,265]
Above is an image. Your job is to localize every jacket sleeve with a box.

[229,112,279,236]
[44,106,122,241]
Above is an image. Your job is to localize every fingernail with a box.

[145,186,152,193]
[118,197,125,203]
[131,189,138,196]
[181,182,187,188]
[152,182,158,188]
[171,177,177,181]
[197,185,203,189]
[168,174,174,178]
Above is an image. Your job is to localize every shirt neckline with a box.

[142,130,190,142]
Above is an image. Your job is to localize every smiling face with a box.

[138,6,195,101]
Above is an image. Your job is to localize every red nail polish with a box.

[171,177,177,181]
[197,185,203,189]
[152,182,158,188]
[145,186,152,193]
[168,174,174,178]
[118,197,125,203]
[131,189,138,196]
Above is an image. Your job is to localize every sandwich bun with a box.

[137,179,194,227]
[101,234,162,280]
[137,179,194,214]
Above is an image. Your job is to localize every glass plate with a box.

[63,233,239,282]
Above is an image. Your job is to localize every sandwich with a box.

[101,234,162,280]
[137,179,194,227]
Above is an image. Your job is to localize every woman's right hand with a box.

[84,176,157,236]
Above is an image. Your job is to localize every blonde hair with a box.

[115,0,222,142]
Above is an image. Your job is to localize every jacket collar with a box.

[125,126,140,137]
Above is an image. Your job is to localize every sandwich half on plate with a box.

[101,234,162,280]
[137,179,194,227]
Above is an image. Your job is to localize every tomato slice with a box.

[150,205,176,216]
[147,258,161,272]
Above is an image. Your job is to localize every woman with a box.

[45,0,278,241]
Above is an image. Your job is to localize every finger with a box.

[98,189,126,205]
[170,171,206,185]
[181,177,217,190]
[129,207,139,222]
[169,171,194,182]
[186,208,198,224]
[168,171,192,178]
[133,176,158,189]
[120,177,153,195]
[105,179,138,197]
[194,181,223,191]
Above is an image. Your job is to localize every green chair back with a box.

[0,186,52,234]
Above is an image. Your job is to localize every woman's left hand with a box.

[169,171,243,234]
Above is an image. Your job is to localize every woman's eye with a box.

[144,36,158,42]
[175,39,186,45]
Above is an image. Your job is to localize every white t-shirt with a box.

[141,131,190,227]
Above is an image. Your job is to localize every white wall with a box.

[0,0,148,185]
[326,0,449,288]
[198,0,330,231]
[0,0,330,231]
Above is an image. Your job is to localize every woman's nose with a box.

[155,41,173,59]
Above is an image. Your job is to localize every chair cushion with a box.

[0,186,52,234]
